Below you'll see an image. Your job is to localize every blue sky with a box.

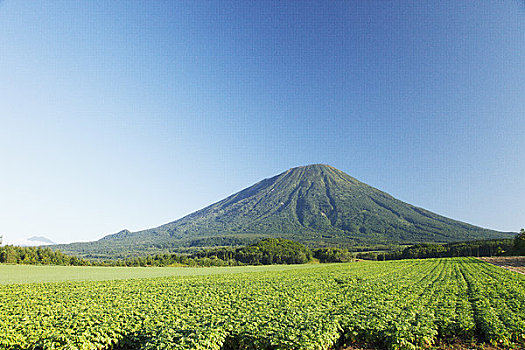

[0,1,523,244]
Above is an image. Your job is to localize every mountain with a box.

[28,236,55,244]
[9,236,55,246]
[55,164,513,258]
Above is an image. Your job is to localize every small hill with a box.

[55,164,513,258]
[28,236,55,244]
[8,236,55,247]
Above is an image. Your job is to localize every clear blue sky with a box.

[1,1,523,244]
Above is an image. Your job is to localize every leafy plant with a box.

[1,258,524,349]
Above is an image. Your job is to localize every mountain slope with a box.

[56,164,513,258]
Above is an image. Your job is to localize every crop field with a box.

[0,263,322,284]
[1,258,524,350]
[480,257,525,275]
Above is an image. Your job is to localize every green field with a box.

[1,258,524,349]
[0,263,322,284]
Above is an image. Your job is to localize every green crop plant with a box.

[0,258,524,349]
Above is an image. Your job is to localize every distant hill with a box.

[9,236,55,246]
[28,236,55,244]
[55,164,514,258]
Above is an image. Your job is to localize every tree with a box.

[514,228,525,255]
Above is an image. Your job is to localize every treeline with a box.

[115,239,354,267]
[192,238,312,265]
[356,238,515,261]
[514,228,525,255]
[6,234,521,266]
[0,238,355,267]
[0,245,90,265]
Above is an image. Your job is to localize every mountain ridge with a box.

[55,164,513,258]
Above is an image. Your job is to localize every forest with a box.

[1,231,523,267]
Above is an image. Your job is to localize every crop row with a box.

[0,258,524,349]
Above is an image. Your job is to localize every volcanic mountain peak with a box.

[54,164,513,257]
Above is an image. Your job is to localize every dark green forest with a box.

[2,232,524,267]
[0,239,351,267]
[357,237,522,260]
